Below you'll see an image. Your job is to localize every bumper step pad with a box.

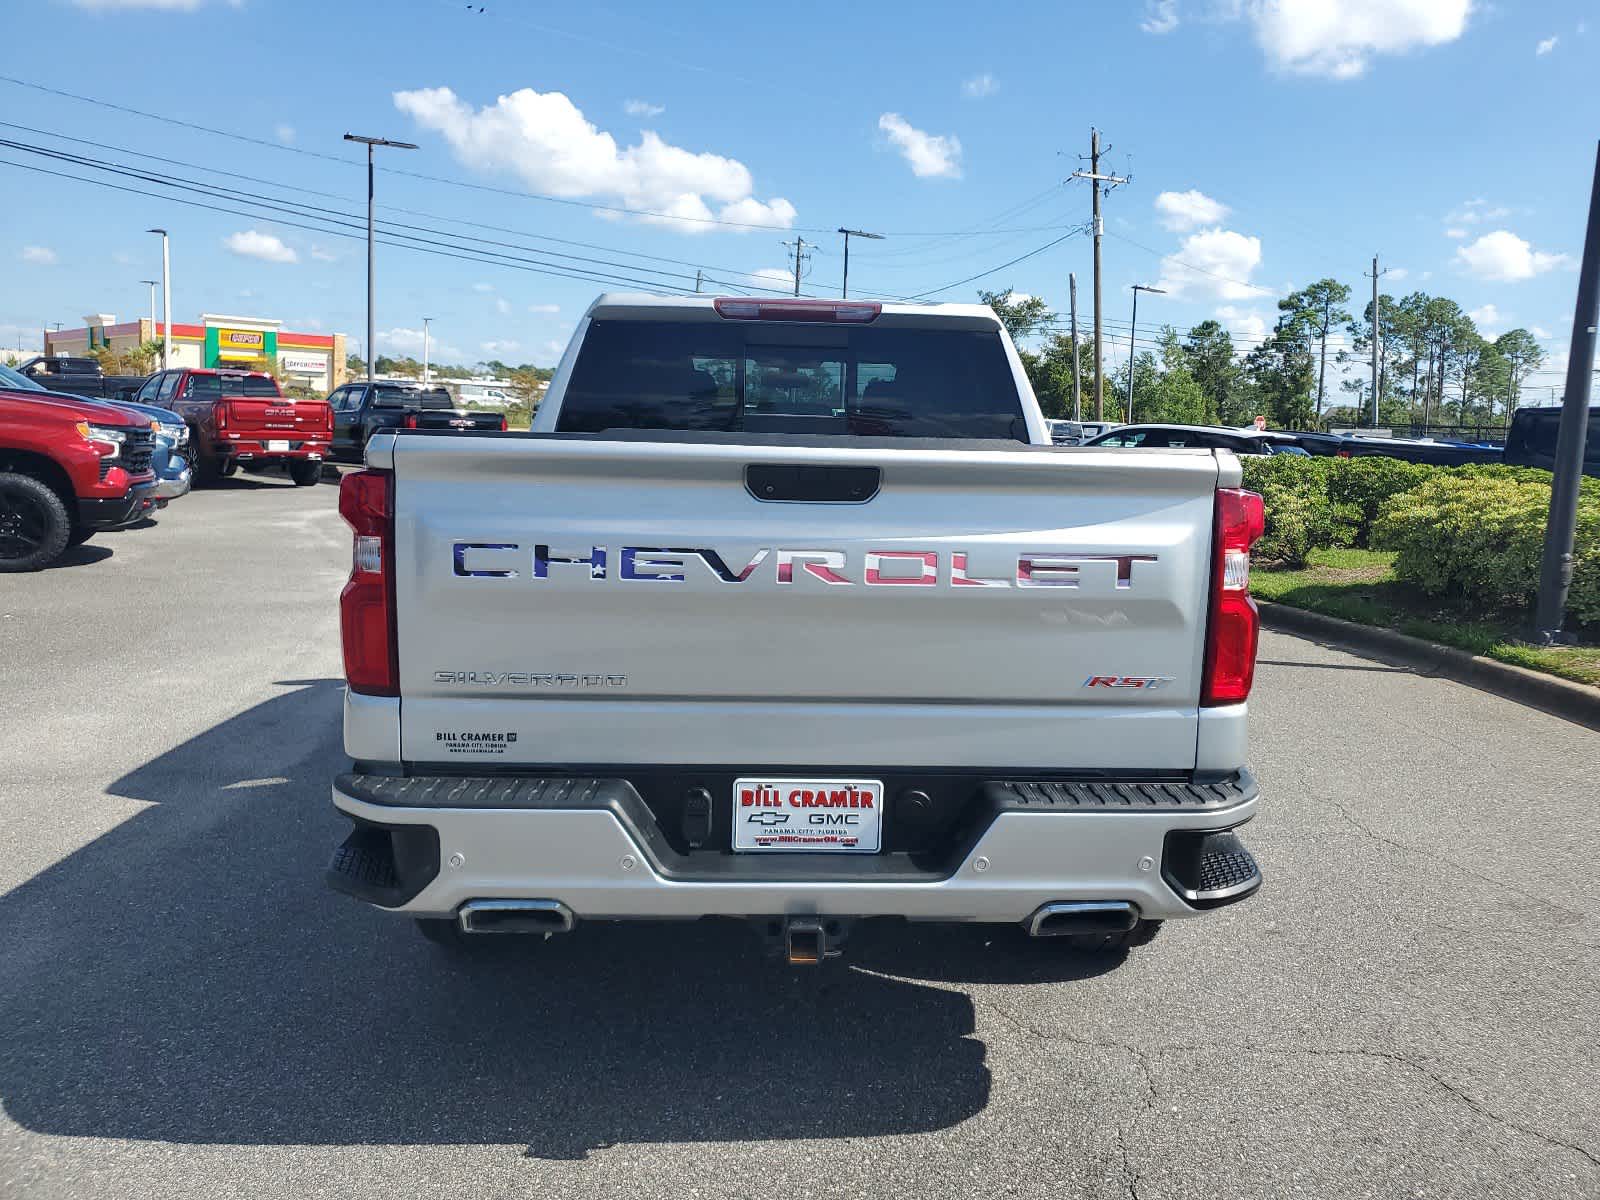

[1161,829,1262,909]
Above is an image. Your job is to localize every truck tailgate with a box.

[384,436,1223,770]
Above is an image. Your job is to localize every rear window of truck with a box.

[183,374,282,400]
[557,320,1027,440]
[373,386,453,409]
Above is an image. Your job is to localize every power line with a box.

[900,229,1088,300]
[0,119,813,288]
[0,74,1097,238]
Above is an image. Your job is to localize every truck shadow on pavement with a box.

[0,678,1117,1158]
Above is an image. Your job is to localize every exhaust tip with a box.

[458,899,575,935]
[1025,901,1139,938]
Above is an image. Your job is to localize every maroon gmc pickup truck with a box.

[131,368,332,486]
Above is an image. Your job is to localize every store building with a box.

[44,312,348,394]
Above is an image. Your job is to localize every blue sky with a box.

[2,0,1594,394]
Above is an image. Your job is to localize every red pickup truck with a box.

[131,368,332,486]
[0,383,159,571]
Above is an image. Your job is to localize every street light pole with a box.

[1126,284,1166,423]
[344,133,418,384]
[422,317,433,384]
[139,279,159,339]
[146,229,170,369]
[837,227,884,299]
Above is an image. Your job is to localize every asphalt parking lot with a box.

[0,477,1596,1200]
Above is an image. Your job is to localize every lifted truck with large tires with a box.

[326,295,1267,965]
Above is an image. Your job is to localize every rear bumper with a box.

[328,770,1261,924]
[219,440,329,461]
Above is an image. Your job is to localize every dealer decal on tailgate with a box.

[733,778,884,853]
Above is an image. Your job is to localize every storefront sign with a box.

[216,327,267,359]
[279,352,326,376]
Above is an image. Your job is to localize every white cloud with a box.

[113,251,134,265]
[378,327,462,359]
[1243,0,1473,78]
[66,0,233,8]
[1216,305,1269,341]
[1530,325,1554,340]
[481,339,521,355]
[1001,291,1037,305]
[751,267,797,292]
[527,303,561,314]
[1140,0,1179,34]
[309,245,337,262]
[961,73,999,98]
[623,99,665,118]
[1468,303,1501,331]
[1157,228,1265,300]
[1455,230,1569,282]
[471,281,495,293]
[394,86,796,234]
[1447,198,1512,226]
[1445,228,1468,240]
[1385,267,1409,281]
[21,245,58,265]
[1154,189,1230,232]
[877,113,962,179]
[495,297,512,316]
[275,123,296,144]
[1536,35,1559,55]
[223,229,298,264]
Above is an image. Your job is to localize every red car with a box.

[0,382,159,571]
[130,368,332,486]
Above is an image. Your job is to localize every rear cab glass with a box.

[184,373,282,400]
[555,319,1028,440]
[374,386,454,410]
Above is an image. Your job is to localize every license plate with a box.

[732,778,883,852]
[266,440,290,452]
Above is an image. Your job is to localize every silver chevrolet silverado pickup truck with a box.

[327,294,1265,964]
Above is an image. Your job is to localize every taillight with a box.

[498,415,508,432]
[1201,488,1266,706]
[338,469,398,696]
[214,403,227,431]
[1337,448,1351,459]
[403,413,420,429]
[713,297,881,323]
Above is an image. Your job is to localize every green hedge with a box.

[1372,475,1600,623]
[1238,456,1599,623]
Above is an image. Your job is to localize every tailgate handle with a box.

[745,464,880,504]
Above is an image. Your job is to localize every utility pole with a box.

[1069,271,1081,422]
[694,269,703,293]
[1071,129,1129,421]
[1365,256,1388,428]
[344,133,418,385]
[1533,141,1600,644]
[146,228,170,370]
[421,317,432,384]
[781,237,812,296]
[1126,284,1166,422]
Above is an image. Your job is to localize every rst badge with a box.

[1083,675,1176,691]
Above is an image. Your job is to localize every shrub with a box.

[1371,474,1600,615]
[1240,456,1357,567]
[1322,458,1432,546]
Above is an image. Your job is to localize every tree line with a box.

[981,280,1547,432]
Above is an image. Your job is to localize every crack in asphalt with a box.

[974,996,1600,1183]
[1274,762,1595,930]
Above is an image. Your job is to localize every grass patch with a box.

[1255,547,1600,689]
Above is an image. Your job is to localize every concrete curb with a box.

[1258,600,1600,732]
